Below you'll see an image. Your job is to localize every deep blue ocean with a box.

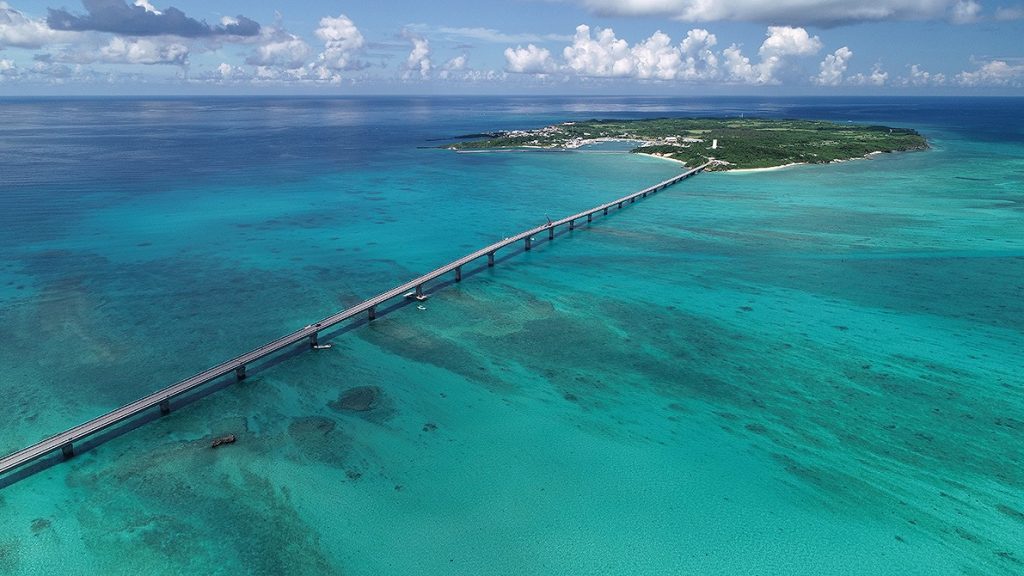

[0,96,1022,575]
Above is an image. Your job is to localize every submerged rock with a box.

[210,434,236,448]
[330,386,380,412]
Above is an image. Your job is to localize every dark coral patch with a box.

[287,416,351,467]
[30,518,51,534]
[330,386,380,412]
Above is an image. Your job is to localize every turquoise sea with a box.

[0,96,1021,575]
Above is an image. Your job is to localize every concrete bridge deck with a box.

[0,162,708,480]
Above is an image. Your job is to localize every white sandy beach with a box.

[635,152,688,165]
[638,153,804,173]
[726,162,806,173]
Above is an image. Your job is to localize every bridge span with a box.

[0,162,709,481]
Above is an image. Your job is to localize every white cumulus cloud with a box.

[563,24,635,77]
[504,44,557,74]
[1,2,80,48]
[54,36,189,65]
[816,46,852,85]
[438,54,467,79]
[849,64,889,85]
[722,44,758,82]
[97,36,188,65]
[460,69,505,82]
[631,31,682,79]
[444,54,468,71]
[437,54,504,82]
[314,14,366,73]
[0,57,17,77]
[402,32,431,80]
[759,26,822,83]
[902,63,946,85]
[247,28,311,69]
[760,26,822,58]
[215,61,249,80]
[724,26,822,84]
[957,59,1024,86]
[679,28,719,80]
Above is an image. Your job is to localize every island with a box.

[445,118,928,171]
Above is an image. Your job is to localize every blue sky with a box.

[1,0,1023,94]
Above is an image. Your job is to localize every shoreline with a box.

[459,148,900,174]
[726,150,887,173]
[635,152,688,166]
[725,162,805,173]
[636,153,804,173]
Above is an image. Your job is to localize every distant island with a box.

[445,118,928,171]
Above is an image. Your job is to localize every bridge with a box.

[0,163,709,481]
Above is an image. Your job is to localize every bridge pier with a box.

[455,266,462,282]
[61,443,74,459]
[159,399,170,416]
[368,305,377,320]
[487,252,495,267]
[548,227,554,240]
[416,284,424,297]
[235,365,246,381]
[618,202,623,209]
[309,332,319,348]
[587,213,592,223]
[630,197,635,203]
[603,207,608,215]
[569,219,575,231]
[525,237,532,251]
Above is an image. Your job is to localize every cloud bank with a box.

[571,0,986,26]
[1,2,79,47]
[47,0,259,37]
[957,59,1024,86]
[508,25,824,85]
[1,1,1018,89]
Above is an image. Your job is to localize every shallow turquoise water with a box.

[0,97,1021,575]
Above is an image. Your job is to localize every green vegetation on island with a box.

[445,118,928,171]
